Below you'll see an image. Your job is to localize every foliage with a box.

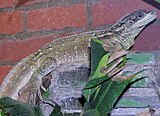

[82,38,142,115]
[42,88,50,99]
[155,0,160,4]
[0,97,64,116]
[0,97,42,116]
[49,103,63,116]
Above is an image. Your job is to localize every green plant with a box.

[82,38,143,116]
[0,97,42,116]
[155,0,160,4]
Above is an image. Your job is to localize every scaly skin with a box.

[0,10,157,104]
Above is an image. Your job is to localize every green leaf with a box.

[84,53,109,89]
[83,36,144,115]
[0,110,5,116]
[84,76,108,89]
[90,69,144,115]
[49,103,63,116]
[42,88,50,99]
[83,102,91,111]
[0,97,19,108]
[9,104,37,116]
[91,53,109,79]
[155,0,160,4]
[117,55,127,68]
[88,84,102,103]
[82,109,100,116]
[83,37,127,102]
[90,79,132,115]
[90,38,107,76]
[83,38,108,101]
[0,97,42,116]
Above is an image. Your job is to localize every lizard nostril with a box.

[150,10,156,15]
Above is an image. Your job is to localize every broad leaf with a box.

[49,103,63,116]
[89,38,108,76]
[83,37,143,115]
[89,70,144,115]
[82,109,100,116]
[155,0,160,4]
[84,76,108,89]
[0,97,42,116]
[84,53,109,89]
[83,38,109,101]
[42,88,50,99]
[90,79,132,115]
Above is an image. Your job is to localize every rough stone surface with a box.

[40,50,160,115]
[40,61,89,115]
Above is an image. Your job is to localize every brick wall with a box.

[0,0,160,84]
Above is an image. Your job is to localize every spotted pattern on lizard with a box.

[0,10,157,105]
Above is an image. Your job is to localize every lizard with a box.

[0,9,157,105]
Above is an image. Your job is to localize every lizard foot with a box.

[18,80,43,105]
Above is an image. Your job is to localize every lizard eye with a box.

[137,12,145,19]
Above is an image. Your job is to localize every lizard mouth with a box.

[142,11,157,25]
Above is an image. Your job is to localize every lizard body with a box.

[0,10,157,104]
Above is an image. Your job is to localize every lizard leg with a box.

[18,57,57,105]
[30,57,57,104]
[37,57,57,91]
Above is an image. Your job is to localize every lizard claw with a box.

[18,78,43,105]
[27,84,42,105]
[40,83,47,92]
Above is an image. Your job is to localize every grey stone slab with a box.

[40,50,160,115]
[111,108,160,116]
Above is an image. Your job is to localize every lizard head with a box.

[111,9,157,50]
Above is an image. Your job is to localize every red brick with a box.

[27,4,87,31]
[0,0,14,8]
[0,0,47,8]
[0,11,24,34]
[0,65,13,85]
[93,0,160,27]
[131,24,160,51]
[0,35,54,62]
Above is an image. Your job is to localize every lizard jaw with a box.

[131,10,157,29]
